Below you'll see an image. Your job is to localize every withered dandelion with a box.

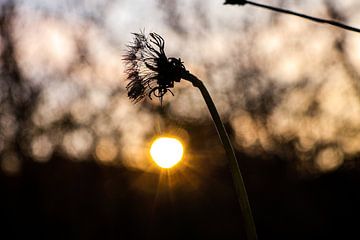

[123,31,186,105]
[123,31,257,240]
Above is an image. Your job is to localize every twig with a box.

[224,0,360,34]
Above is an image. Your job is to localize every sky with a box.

[1,0,360,175]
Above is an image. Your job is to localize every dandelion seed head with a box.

[123,31,186,103]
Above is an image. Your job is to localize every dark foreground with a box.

[1,150,359,240]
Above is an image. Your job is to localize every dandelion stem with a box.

[183,72,257,240]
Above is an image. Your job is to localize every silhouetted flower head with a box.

[123,31,186,103]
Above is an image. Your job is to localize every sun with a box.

[150,137,184,169]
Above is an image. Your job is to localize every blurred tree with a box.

[0,2,39,174]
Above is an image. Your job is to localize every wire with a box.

[225,0,360,34]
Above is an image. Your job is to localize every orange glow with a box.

[316,148,344,172]
[1,152,21,175]
[150,137,184,169]
[95,138,118,163]
[62,129,93,159]
[31,134,53,162]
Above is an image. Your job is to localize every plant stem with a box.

[183,72,257,240]
[225,0,360,34]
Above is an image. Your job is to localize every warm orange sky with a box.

[2,0,360,174]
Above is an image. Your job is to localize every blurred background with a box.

[1,0,360,239]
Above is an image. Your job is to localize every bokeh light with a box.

[95,137,118,164]
[31,134,53,162]
[1,152,21,176]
